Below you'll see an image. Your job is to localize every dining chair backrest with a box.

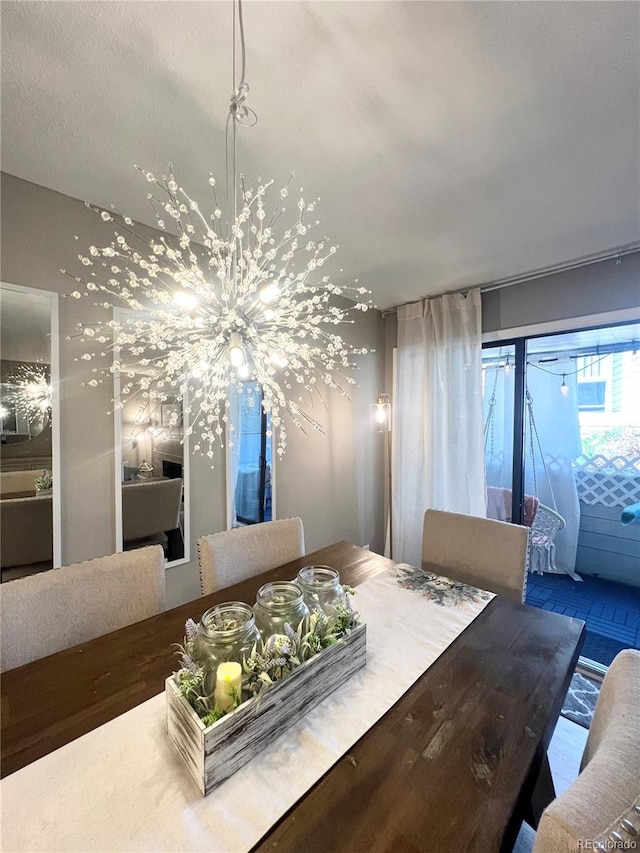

[421,509,530,603]
[0,545,166,672]
[532,649,640,851]
[198,517,305,595]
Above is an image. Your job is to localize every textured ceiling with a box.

[2,1,639,308]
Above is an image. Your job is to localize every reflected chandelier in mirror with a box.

[0,282,61,578]
[1,362,52,444]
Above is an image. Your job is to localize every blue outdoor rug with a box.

[581,631,630,667]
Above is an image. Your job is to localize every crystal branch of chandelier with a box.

[62,168,375,459]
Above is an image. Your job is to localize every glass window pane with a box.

[483,344,516,521]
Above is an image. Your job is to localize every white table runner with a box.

[1,566,494,852]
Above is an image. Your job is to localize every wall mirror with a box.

[113,310,190,568]
[0,282,61,580]
[227,381,274,528]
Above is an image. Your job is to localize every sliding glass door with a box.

[483,321,640,668]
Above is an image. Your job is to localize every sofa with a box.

[122,478,184,561]
[0,469,41,497]
[0,494,53,568]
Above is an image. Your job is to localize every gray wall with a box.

[482,252,640,334]
[1,172,385,605]
[384,251,639,352]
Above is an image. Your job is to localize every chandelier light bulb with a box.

[228,332,246,368]
[191,360,209,379]
[238,363,250,379]
[270,354,289,368]
[259,283,280,304]
[173,289,198,311]
[375,405,386,424]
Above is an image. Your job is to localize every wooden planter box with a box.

[166,622,367,795]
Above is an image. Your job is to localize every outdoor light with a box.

[560,374,568,396]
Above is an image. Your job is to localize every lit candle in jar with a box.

[214,662,242,713]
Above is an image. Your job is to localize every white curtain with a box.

[393,289,485,567]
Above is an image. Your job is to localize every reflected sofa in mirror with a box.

[116,380,189,566]
[0,282,60,582]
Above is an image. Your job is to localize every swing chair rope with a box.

[483,368,499,456]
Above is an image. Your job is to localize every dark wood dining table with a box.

[0,541,585,852]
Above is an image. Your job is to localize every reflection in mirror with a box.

[0,283,59,581]
[1,363,51,443]
[230,382,274,527]
[114,344,189,567]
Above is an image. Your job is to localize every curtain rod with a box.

[381,242,640,317]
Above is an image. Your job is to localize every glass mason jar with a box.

[253,581,310,639]
[297,565,345,618]
[191,601,261,698]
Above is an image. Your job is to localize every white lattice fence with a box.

[574,454,640,507]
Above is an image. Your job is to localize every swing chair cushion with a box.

[486,487,540,528]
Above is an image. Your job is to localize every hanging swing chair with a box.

[524,388,567,576]
[483,365,568,576]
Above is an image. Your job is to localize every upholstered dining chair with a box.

[0,545,166,672]
[198,517,305,595]
[514,648,640,852]
[421,509,530,603]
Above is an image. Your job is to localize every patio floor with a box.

[526,572,640,666]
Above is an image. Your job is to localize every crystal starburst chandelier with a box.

[9,364,52,423]
[64,0,374,459]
